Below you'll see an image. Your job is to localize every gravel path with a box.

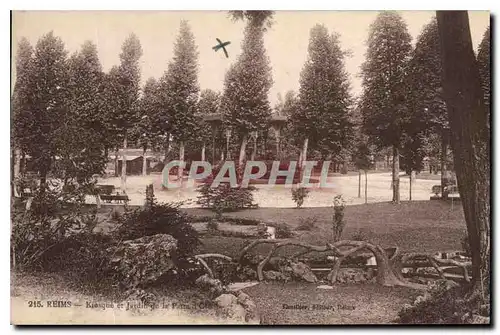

[91,172,439,208]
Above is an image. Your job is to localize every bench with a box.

[431,184,460,199]
[431,185,442,196]
[100,194,130,204]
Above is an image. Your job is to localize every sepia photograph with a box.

[10,9,491,325]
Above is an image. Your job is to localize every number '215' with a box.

[28,301,43,307]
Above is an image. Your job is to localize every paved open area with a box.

[91,172,441,207]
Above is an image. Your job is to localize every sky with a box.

[11,10,490,105]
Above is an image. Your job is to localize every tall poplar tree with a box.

[295,24,353,165]
[161,20,199,179]
[222,12,273,167]
[360,11,412,203]
[12,37,35,192]
[107,34,142,191]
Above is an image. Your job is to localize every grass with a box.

[244,282,419,324]
[12,199,467,324]
[188,200,466,258]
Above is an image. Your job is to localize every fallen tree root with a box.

[395,253,470,283]
[240,239,426,289]
[194,253,234,278]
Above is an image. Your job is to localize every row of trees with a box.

[358,12,490,203]
[11,11,490,202]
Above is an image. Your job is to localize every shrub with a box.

[11,182,99,271]
[291,187,309,208]
[256,224,271,239]
[114,201,200,259]
[396,282,478,324]
[196,183,258,214]
[44,232,119,285]
[206,219,219,232]
[332,195,347,242]
[271,223,294,239]
[110,209,122,223]
[296,216,318,231]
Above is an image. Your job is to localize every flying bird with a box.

[212,38,231,58]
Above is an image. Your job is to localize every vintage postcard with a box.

[10,10,491,325]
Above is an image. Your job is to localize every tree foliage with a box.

[295,24,354,159]
[134,77,162,152]
[360,11,412,148]
[104,33,143,147]
[221,19,273,138]
[161,20,199,146]
[194,89,221,152]
[228,10,274,30]
[13,32,70,182]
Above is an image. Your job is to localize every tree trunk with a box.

[226,131,231,160]
[12,148,21,197]
[211,129,216,164]
[114,148,119,177]
[104,147,109,175]
[201,143,206,162]
[178,140,185,182]
[441,132,448,199]
[392,146,400,204]
[409,170,413,201]
[121,135,127,193]
[301,138,309,168]
[142,147,147,176]
[358,170,361,198]
[364,170,368,204]
[238,133,248,167]
[96,191,101,209]
[437,11,490,292]
[20,151,25,176]
[275,128,281,160]
[163,133,170,165]
[251,132,257,161]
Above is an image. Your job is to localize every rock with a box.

[266,226,276,239]
[195,274,225,296]
[335,268,369,284]
[264,270,289,282]
[237,292,251,305]
[214,293,238,308]
[365,268,376,280]
[237,292,260,324]
[214,293,257,323]
[227,281,259,292]
[479,304,490,317]
[401,303,413,312]
[290,262,317,283]
[413,293,431,306]
[471,314,490,324]
[428,279,460,293]
[317,285,334,290]
[107,234,177,288]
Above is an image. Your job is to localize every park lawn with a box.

[187,200,466,257]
